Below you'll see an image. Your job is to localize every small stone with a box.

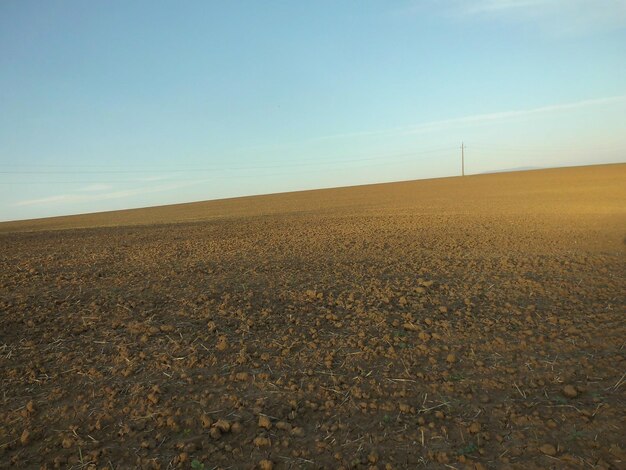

[446,354,456,364]
[562,385,578,398]
[61,437,73,449]
[290,427,305,437]
[209,427,222,439]
[539,444,557,456]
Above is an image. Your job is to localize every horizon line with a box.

[2,161,624,225]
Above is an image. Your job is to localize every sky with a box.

[1,0,625,221]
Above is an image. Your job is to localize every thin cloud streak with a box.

[14,180,197,207]
[216,94,626,156]
[396,95,626,136]
[402,0,626,35]
[462,0,553,14]
[78,184,113,192]
[304,94,626,143]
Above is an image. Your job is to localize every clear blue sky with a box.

[1,0,625,221]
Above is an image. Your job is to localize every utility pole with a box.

[461,142,465,176]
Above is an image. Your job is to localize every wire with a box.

[470,143,624,152]
[0,147,456,179]
[1,147,453,169]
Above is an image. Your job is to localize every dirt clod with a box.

[539,444,557,456]
[468,422,481,434]
[562,385,578,398]
[253,436,271,447]
[258,415,272,429]
[258,459,274,470]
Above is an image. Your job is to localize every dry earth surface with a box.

[1,164,625,470]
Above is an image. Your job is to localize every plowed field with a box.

[1,164,625,469]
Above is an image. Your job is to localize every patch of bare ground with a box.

[0,164,625,469]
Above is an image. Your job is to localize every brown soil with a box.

[1,164,625,469]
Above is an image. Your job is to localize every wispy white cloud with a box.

[394,95,626,136]
[462,0,552,14]
[405,0,626,35]
[207,94,626,156]
[135,175,171,182]
[303,94,626,142]
[78,183,112,192]
[14,180,196,207]
[16,194,78,206]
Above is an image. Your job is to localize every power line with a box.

[0,147,456,176]
[0,154,461,186]
[1,150,448,169]
[470,143,624,152]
